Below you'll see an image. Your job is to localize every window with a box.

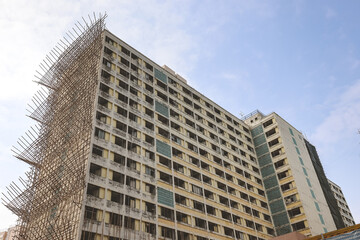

[219,196,229,206]
[281,182,293,192]
[175,194,187,206]
[174,177,185,189]
[110,191,123,204]
[190,169,201,180]
[144,222,156,235]
[160,207,174,220]
[87,184,101,198]
[173,162,184,173]
[201,161,209,171]
[145,202,156,215]
[172,147,183,159]
[224,227,234,237]
[217,181,227,191]
[230,200,238,209]
[193,200,205,212]
[113,171,124,184]
[206,205,216,215]
[240,192,249,201]
[126,176,137,189]
[203,175,212,185]
[204,190,214,200]
[127,158,138,172]
[190,156,200,166]
[195,217,207,229]
[176,212,189,224]
[159,155,171,168]
[288,207,302,218]
[274,159,286,169]
[92,145,104,157]
[145,166,155,177]
[208,222,218,232]
[109,212,122,226]
[243,205,252,215]
[145,183,156,195]
[292,221,306,231]
[96,111,107,123]
[192,184,203,196]
[124,216,136,230]
[84,206,98,221]
[246,220,254,229]
[159,171,172,184]
[125,196,136,209]
[264,214,271,222]
[94,128,105,139]
[221,211,231,221]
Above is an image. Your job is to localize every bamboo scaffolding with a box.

[2,13,107,240]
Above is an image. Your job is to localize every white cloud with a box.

[311,79,360,144]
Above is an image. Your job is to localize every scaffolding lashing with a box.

[2,13,107,240]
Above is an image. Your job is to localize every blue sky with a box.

[0,0,359,230]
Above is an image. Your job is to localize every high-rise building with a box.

[2,16,347,240]
[328,179,355,227]
[244,111,336,236]
[304,140,345,229]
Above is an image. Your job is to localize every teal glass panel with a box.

[289,128,294,136]
[302,167,308,176]
[310,189,316,199]
[306,178,312,187]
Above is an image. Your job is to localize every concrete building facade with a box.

[328,179,355,227]
[80,30,275,240]
[3,17,347,240]
[244,111,337,237]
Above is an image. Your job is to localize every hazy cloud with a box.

[311,79,360,144]
[325,7,337,19]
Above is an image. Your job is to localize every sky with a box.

[0,0,360,231]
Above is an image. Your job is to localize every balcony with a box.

[86,195,105,208]
[89,173,107,185]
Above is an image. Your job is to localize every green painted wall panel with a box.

[251,125,263,137]
[157,187,174,207]
[276,225,292,236]
[156,139,171,158]
[273,212,290,227]
[266,188,282,201]
[269,199,286,214]
[255,143,269,156]
[261,165,275,178]
[155,101,169,117]
[264,175,278,189]
[258,153,272,167]
[155,68,167,84]
[253,134,266,146]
